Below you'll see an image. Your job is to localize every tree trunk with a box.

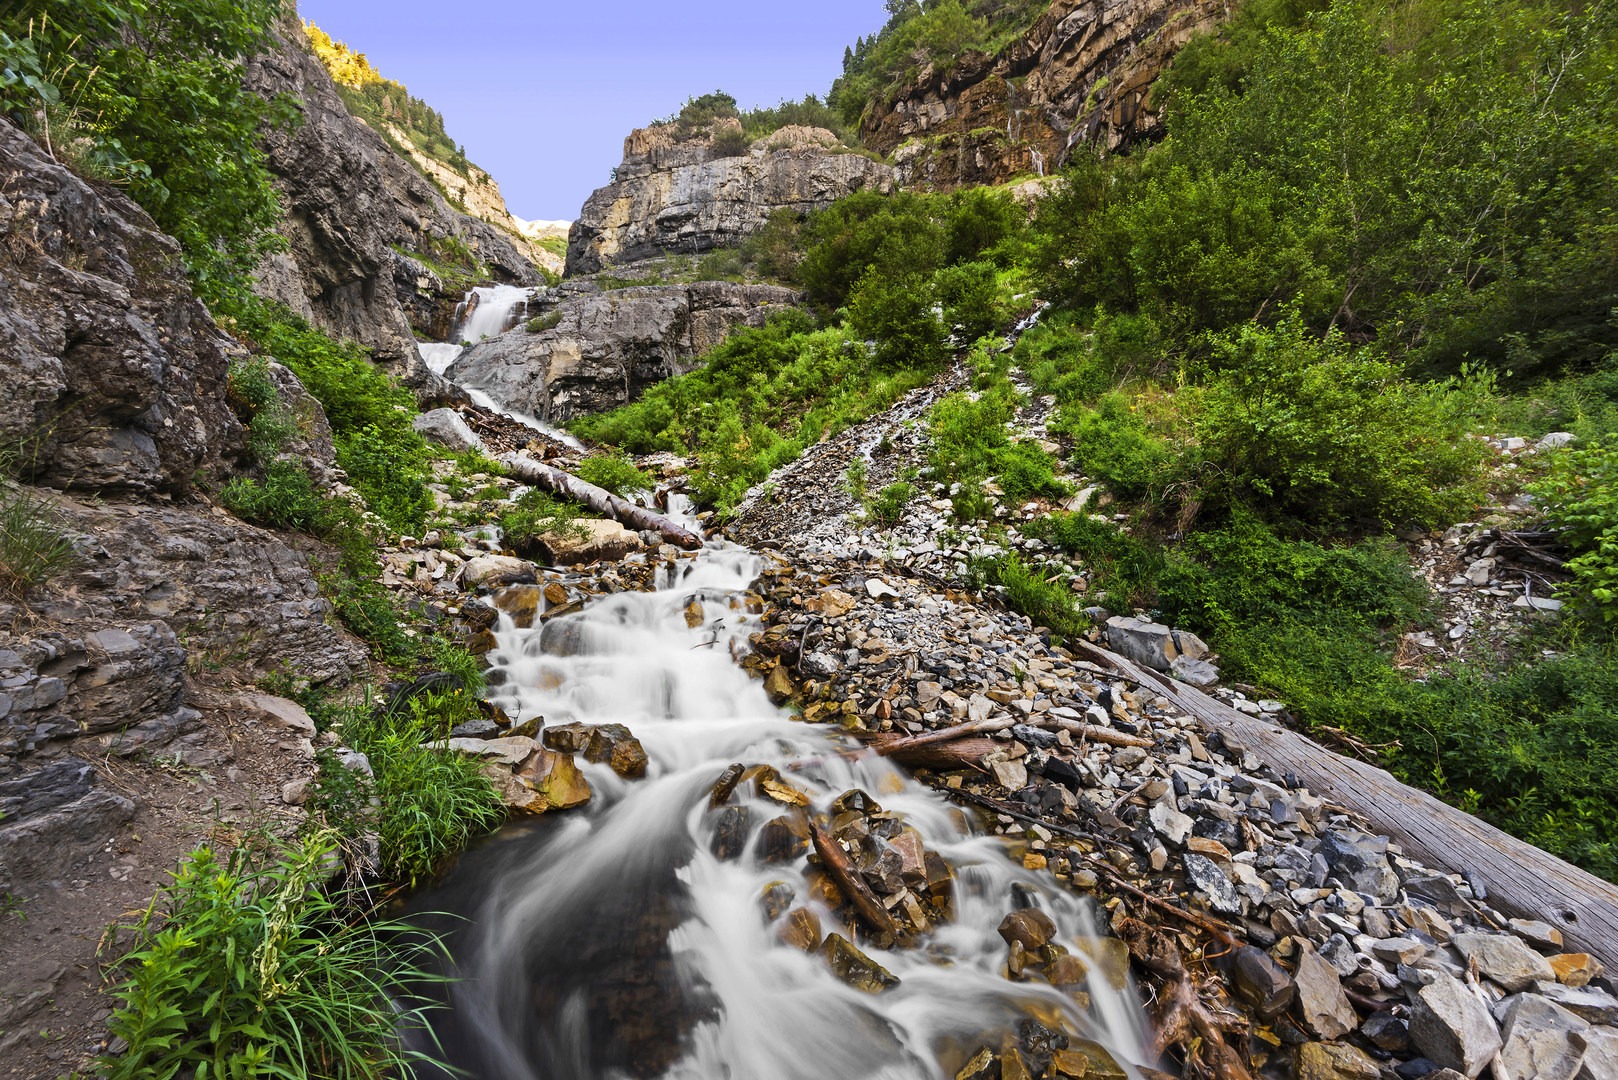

[500,453,703,550]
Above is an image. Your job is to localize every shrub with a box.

[526,310,563,333]
[867,481,915,526]
[100,837,446,1080]
[1055,392,1177,502]
[1530,437,1618,621]
[576,449,653,496]
[499,489,583,558]
[1190,320,1488,530]
[978,553,1088,639]
[1029,512,1164,612]
[934,261,1005,342]
[848,270,947,369]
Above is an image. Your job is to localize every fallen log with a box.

[808,819,901,937]
[1068,638,1618,968]
[872,714,1154,754]
[500,452,703,550]
[862,732,996,772]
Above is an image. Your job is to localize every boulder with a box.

[1498,993,1590,1080]
[534,518,644,566]
[461,554,536,589]
[1452,931,1556,992]
[1408,973,1504,1077]
[819,932,900,993]
[1102,616,1208,673]
[1293,1042,1380,1080]
[435,736,537,767]
[1317,827,1400,902]
[412,408,484,453]
[509,747,592,811]
[1293,943,1359,1040]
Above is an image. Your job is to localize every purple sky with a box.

[297,0,885,221]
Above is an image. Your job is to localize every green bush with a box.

[935,261,1006,342]
[1530,437,1618,621]
[866,481,915,526]
[499,489,583,558]
[978,553,1088,639]
[0,479,75,599]
[575,450,653,496]
[848,270,947,369]
[101,837,446,1080]
[1028,512,1163,612]
[1054,392,1177,502]
[1190,320,1488,530]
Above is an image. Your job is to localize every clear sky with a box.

[297,0,887,222]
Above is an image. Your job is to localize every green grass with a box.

[100,836,450,1080]
[0,480,76,600]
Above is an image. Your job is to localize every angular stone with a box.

[756,814,811,863]
[1580,1028,1618,1080]
[888,829,928,886]
[1498,993,1589,1080]
[1408,973,1503,1077]
[708,804,753,861]
[1294,944,1359,1040]
[412,407,484,452]
[1232,945,1295,1021]
[954,1048,995,1080]
[462,554,535,589]
[1549,953,1604,988]
[534,518,643,567]
[492,584,543,627]
[1509,918,1565,951]
[542,722,595,754]
[1294,1042,1380,1080]
[991,757,1029,791]
[436,735,537,766]
[239,692,316,737]
[510,747,592,811]
[763,662,797,704]
[1183,853,1242,915]
[777,906,822,952]
[819,932,899,993]
[1072,937,1131,991]
[582,723,649,778]
[998,908,1058,950]
[1535,982,1618,1025]
[1452,931,1555,992]
[1149,801,1193,846]
[1317,828,1398,902]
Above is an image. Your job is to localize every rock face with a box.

[565,122,895,274]
[246,14,539,386]
[0,118,242,495]
[861,0,1225,190]
[450,281,801,420]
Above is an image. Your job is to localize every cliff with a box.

[860,0,1224,189]
[246,15,541,388]
[450,281,801,419]
[565,123,896,275]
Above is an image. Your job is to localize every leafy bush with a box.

[848,270,947,369]
[101,837,446,1080]
[935,261,1006,342]
[1530,437,1618,621]
[1190,320,1488,530]
[866,481,915,526]
[1027,512,1163,613]
[499,489,582,558]
[526,310,563,333]
[2,0,294,302]
[977,553,1088,639]
[576,449,653,496]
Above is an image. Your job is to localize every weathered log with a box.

[873,714,1153,755]
[1069,638,1618,968]
[864,733,996,772]
[808,819,900,937]
[500,453,703,549]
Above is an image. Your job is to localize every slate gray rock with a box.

[1318,827,1400,902]
[1294,943,1360,1039]
[413,408,485,453]
[1409,972,1504,1078]
[1498,993,1590,1080]
[1452,931,1556,992]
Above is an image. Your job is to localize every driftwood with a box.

[1116,916,1254,1080]
[500,453,703,550]
[873,714,1153,755]
[809,819,901,937]
[862,732,996,773]
[1068,638,1618,968]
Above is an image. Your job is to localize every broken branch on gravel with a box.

[808,819,900,937]
[500,453,704,549]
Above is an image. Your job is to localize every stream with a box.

[405,294,1152,1079]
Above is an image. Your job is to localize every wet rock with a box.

[1452,931,1555,992]
[542,722,595,754]
[413,407,485,452]
[492,585,543,627]
[509,747,592,811]
[756,814,811,863]
[462,554,536,589]
[447,718,499,740]
[1293,1041,1380,1080]
[1498,993,1589,1080]
[1057,1040,1127,1079]
[777,906,822,951]
[764,662,797,704]
[1294,944,1359,1040]
[1360,1012,1410,1053]
[534,519,644,566]
[857,836,906,895]
[998,908,1058,950]
[709,805,753,861]
[819,932,900,993]
[582,723,649,778]
[709,762,745,806]
[1408,972,1503,1077]
[1232,945,1296,1021]
[954,1048,995,1080]
[1072,937,1132,991]
[999,1047,1034,1080]
[1183,853,1242,915]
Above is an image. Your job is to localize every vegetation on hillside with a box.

[655,90,856,151]
[829,0,1053,128]
[304,20,476,177]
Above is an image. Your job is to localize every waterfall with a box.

[452,284,533,344]
[407,532,1153,1079]
[1031,149,1045,178]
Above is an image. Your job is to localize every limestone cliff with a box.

[861,0,1224,189]
[450,281,801,420]
[246,14,541,387]
[565,123,896,275]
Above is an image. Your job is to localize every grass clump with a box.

[498,489,584,558]
[866,481,915,527]
[576,450,653,496]
[0,480,75,599]
[100,835,447,1080]
[975,552,1087,639]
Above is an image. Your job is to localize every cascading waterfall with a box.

[452,283,534,344]
[408,527,1153,1080]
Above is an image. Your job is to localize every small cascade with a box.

[451,284,533,344]
[407,532,1152,1080]
[1031,148,1045,178]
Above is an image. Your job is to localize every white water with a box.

[416,531,1152,1079]
[453,284,534,344]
